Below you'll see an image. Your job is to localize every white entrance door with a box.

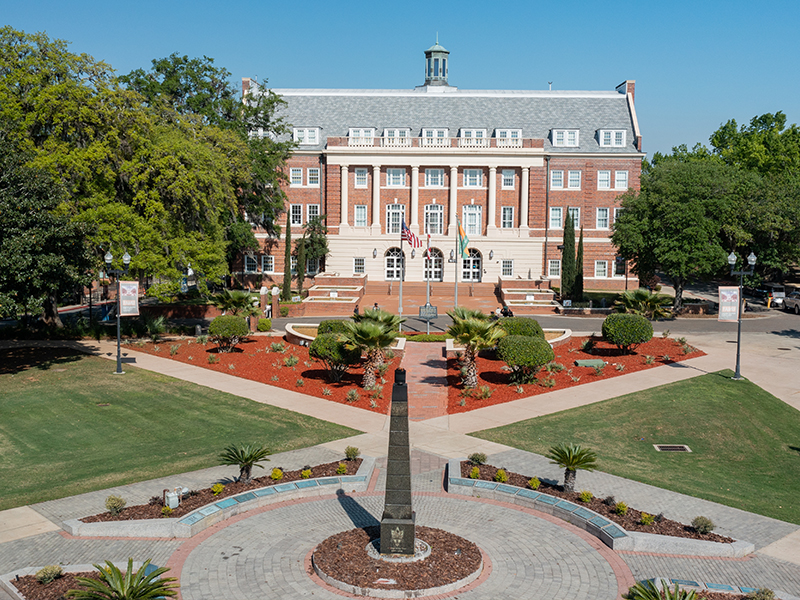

[462,248,482,282]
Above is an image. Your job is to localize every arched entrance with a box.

[462,248,482,282]
[424,248,444,281]
[385,247,405,281]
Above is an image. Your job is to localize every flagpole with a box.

[454,219,459,309]
[398,232,403,333]
[425,234,431,334]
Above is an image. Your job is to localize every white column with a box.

[410,166,420,234]
[448,165,459,235]
[487,166,497,231]
[520,167,530,230]
[371,165,381,233]
[340,165,349,226]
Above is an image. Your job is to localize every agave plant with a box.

[613,288,673,320]
[66,558,178,600]
[447,308,506,388]
[624,578,697,600]
[545,443,598,493]
[339,320,397,389]
[218,443,271,482]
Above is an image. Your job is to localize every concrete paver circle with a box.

[175,494,625,600]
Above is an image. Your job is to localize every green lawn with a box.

[0,347,360,510]
[472,370,800,524]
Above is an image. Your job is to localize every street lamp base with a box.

[112,371,125,375]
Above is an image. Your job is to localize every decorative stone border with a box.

[64,457,375,539]
[0,562,149,600]
[647,577,800,600]
[445,328,571,356]
[285,323,406,351]
[445,459,754,558]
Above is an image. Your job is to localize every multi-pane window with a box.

[501,260,514,277]
[550,170,564,189]
[290,204,303,226]
[615,170,629,189]
[354,205,368,227]
[549,207,563,229]
[425,168,444,187]
[614,256,626,277]
[596,208,609,229]
[307,168,320,187]
[262,255,274,273]
[496,129,522,146]
[548,259,561,277]
[421,128,448,146]
[424,204,444,235]
[568,170,581,189]
[597,170,611,190]
[306,257,319,275]
[290,256,297,275]
[290,168,303,186]
[386,204,406,234]
[307,204,320,222]
[501,169,515,189]
[424,248,444,281]
[244,255,257,273]
[384,129,410,146]
[293,128,319,145]
[354,168,368,188]
[386,168,406,187]
[568,207,580,228]
[552,129,579,147]
[353,257,365,274]
[594,260,608,278]
[613,207,623,223]
[385,247,404,280]
[463,205,482,235]
[501,206,514,229]
[600,130,626,147]
[348,128,374,144]
[461,129,486,140]
[463,169,483,187]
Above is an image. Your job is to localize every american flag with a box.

[401,220,422,248]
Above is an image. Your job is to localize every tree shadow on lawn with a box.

[0,346,84,375]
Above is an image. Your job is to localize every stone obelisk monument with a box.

[380,368,415,556]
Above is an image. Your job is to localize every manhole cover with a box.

[653,444,691,452]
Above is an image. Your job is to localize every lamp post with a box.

[727,251,756,381]
[104,251,131,375]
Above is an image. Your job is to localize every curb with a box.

[646,577,800,600]
[0,562,147,600]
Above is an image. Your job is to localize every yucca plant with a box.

[218,443,271,482]
[545,443,598,493]
[613,288,673,320]
[339,320,397,388]
[624,578,696,600]
[447,309,506,388]
[66,558,178,600]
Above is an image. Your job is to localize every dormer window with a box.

[552,129,579,147]
[349,128,375,147]
[383,128,411,147]
[421,128,449,147]
[293,128,319,145]
[496,129,522,147]
[599,130,626,147]
[459,129,489,148]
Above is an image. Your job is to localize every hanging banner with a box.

[718,286,739,322]
[119,281,140,316]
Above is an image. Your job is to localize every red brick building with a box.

[242,42,643,291]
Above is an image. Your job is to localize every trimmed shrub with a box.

[317,319,348,335]
[209,315,249,353]
[601,313,653,353]
[494,468,508,483]
[497,335,555,384]
[309,333,361,382]
[36,565,63,584]
[691,515,714,534]
[257,318,272,332]
[528,477,540,490]
[345,446,361,460]
[468,452,487,465]
[498,316,544,338]
[105,495,126,516]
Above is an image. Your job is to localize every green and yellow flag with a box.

[457,217,469,259]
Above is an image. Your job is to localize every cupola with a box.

[423,37,449,86]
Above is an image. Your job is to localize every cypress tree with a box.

[574,227,584,302]
[560,209,575,300]
[281,212,292,301]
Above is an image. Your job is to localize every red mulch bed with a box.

[80,458,362,522]
[12,572,101,600]
[447,336,705,413]
[313,526,481,591]
[461,462,733,543]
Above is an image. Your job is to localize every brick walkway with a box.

[402,341,449,421]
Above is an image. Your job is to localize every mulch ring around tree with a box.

[461,462,732,543]
[12,572,101,600]
[312,525,482,591]
[80,459,362,522]
[447,335,705,413]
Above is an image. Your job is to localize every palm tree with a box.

[218,443,271,482]
[352,308,405,365]
[613,288,673,320]
[446,309,506,388]
[545,443,598,493]
[212,289,259,317]
[66,558,178,600]
[339,321,397,389]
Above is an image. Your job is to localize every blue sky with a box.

[5,0,799,156]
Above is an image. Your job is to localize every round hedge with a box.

[317,319,348,335]
[208,315,249,352]
[257,318,272,332]
[309,333,361,382]
[497,335,554,383]
[601,313,653,353]
[498,316,544,338]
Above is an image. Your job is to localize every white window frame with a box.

[306,257,319,275]
[383,129,411,146]
[501,169,515,189]
[550,170,564,189]
[290,168,303,187]
[548,259,561,278]
[425,168,445,187]
[462,205,482,236]
[496,129,522,146]
[290,204,303,226]
[386,204,406,234]
[290,256,297,275]
[354,168,368,188]
[354,205,368,227]
[501,259,514,277]
[353,257,365,274]
[615,170,629,190]
[567,170,581,190]
[307,168,320,187]
[549,207,563,229]
[596,207,610,229]
[293,128,319,145]
[600,130,626,147]
[463,169,483,188]
[421,128,449,147]
[348,128,375,144]
[386,168,406,187]
[597,170,611,190]
[613,207,622,223]
[307,204,320,222]
[461,128,487,140]
[594,260,609,278]
[262,255,274,273]
[501,206,514,229]
[424,204,444,235]
[244,255,257,273]
[568,207,580,228]
[552,129,579,147]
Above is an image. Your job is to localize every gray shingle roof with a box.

[271,88,638,153]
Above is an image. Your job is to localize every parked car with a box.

[784,291,800,315]
[763,283,785,308]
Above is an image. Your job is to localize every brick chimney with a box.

[615,80,635,103]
